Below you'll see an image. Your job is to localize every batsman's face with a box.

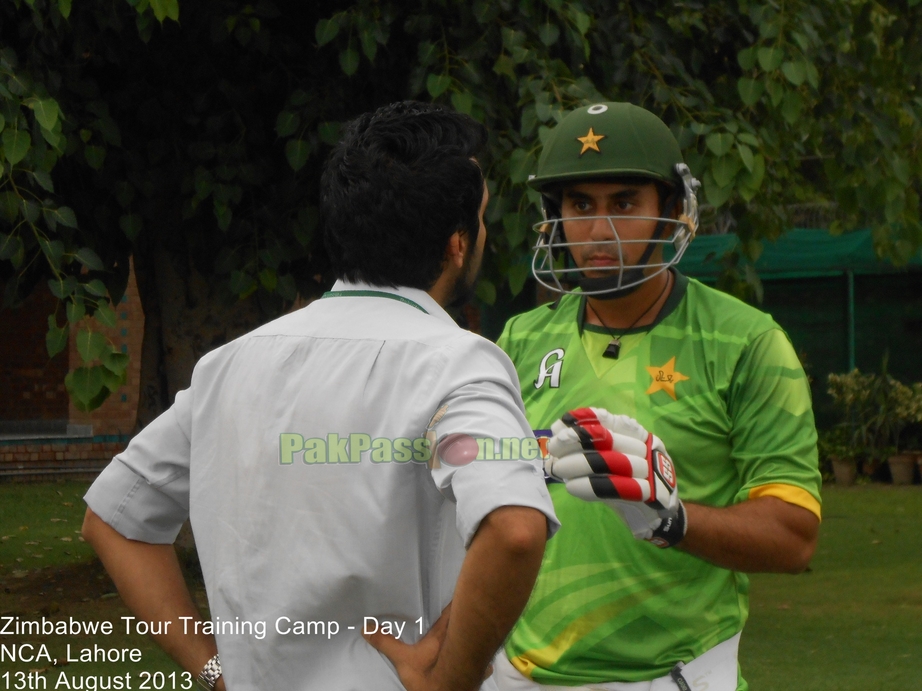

[559,181,663,280]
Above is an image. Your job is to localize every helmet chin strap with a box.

[574,188,681,300]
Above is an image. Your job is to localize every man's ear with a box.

[445,229,469,269]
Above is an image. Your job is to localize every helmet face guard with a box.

[532,163,701,297]
[526,102,701,297]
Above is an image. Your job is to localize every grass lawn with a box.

[1,481,920,689]
[741,484,922,690]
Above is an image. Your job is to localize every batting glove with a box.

[545,407,687,548]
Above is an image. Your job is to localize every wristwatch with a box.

[197,653,222,690]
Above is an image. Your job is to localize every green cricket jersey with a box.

[497,272,821,687]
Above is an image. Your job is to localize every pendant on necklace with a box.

[603,338,621,360]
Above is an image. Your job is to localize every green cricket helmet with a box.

[528,102,700,297]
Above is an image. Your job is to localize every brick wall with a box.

[0,438,126,481]
[0,285,70,422]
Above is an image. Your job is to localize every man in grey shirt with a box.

[83,101,559,691]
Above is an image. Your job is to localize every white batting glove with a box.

[545,407,687,548]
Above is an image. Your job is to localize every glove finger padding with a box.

[547,407,687,547]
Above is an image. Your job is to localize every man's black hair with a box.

[321,101,488,289]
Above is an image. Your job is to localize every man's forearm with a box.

[82,508,225,691]
[679,496,819,573]
[432,505,547,691]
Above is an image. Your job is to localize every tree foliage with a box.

[1,0,921,415]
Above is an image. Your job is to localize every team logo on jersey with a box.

[534,348,565,389]
[645,356,689,400]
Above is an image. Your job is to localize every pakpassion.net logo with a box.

[278,432,549,466]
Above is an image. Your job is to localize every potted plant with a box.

[869,369,918,485]
[817,427,860,486]
[826,369,877,484]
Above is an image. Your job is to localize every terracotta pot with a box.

[888,454,916,485]
[830,456,857,486]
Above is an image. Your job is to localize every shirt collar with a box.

[330,279,458,327]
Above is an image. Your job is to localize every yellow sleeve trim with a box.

[748,484,821,521]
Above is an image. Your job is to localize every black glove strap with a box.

[648,501,687,548]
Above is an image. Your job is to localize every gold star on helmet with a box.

[576,127,605,155]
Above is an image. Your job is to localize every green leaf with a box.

[572,10,591,36]
[737,78,764,107]
[85,279,107,297]
[51,206,78,228]
[781,61,806,86]
[276,273,297,301]
[475,278,496,305]
[738,153,766,199]
[94,302,117,328]
[318,122,340,145]
[737,143,755,172]
[0,192,17,222]
[100,365,127,393]
[85,145,106,170]
[285,139,311,172]
[275,111,300,138]
[119,213,142,241]
[0,113,5,133]
[704,181,733,208]
[48,276,77,298]
[29,98,60,130]
[508,262,530,296]
[0,232,22,260]
[58,0,72,18]
[451,91,473,115]
[737,133,760,147]
[493,55,516,80]
[705,132,734,157]
[66,298,85,324]
[737,47,756,71]
[65,366,106,407]
[538,23,560,46]
[315,18,340,46]
[76,329,108,363]
[2,130,31,165]
[781,90,803,125]
[75,247,104,271]
[765,80,784,107]
[22,200,40,223]
[46,319,68,358]
[101,350,130,374]
[31,169,54,193]
[805,62,819,90]
[711,155,742,188]
[359,27,377,62]
[39,238,65,269]
[417,41,438,66]
[339,49,359,76]
[757,46,784,72]
[502,212,528,247]
[426,74,451,98]
[149,0,179,22]
[508,149,535,185]
[229,269,257,297]
[258,268,277,291]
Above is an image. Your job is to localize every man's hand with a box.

[365,604,452,691]
[546,407,686,547]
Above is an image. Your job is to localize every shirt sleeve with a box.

[83,388,194,543]
[427,339,560,547]
[727,328,822,519]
